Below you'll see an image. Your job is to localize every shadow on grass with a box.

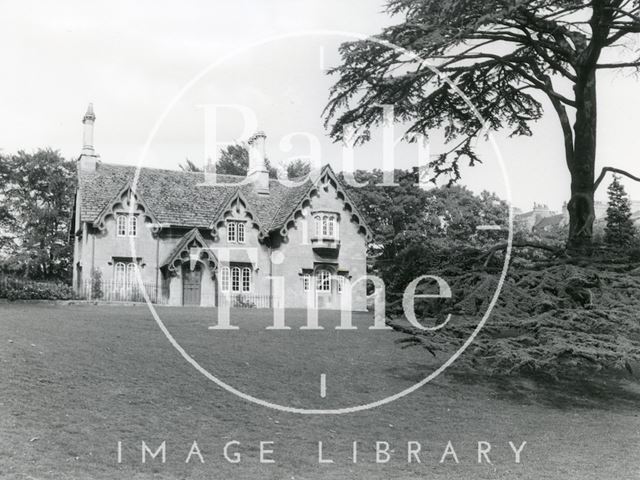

[449,370,640,410]
[383,359,640,411]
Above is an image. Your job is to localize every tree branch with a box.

[481,241,564,267]
[596,61,640,68]
[594,166,640,192]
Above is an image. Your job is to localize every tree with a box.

[324,0,640,251]
[179,158,202,172]
[286,159,311,179]
[0,155,15,257]
[0,149,75,280]
[604,175,637,247]
[216,143,278,178]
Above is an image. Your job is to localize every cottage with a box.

[71,105,371,309]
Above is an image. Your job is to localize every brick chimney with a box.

[78,103,98,173]
[247,131,269,194]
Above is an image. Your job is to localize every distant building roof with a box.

[533,214,566,231]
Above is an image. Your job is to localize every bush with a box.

[90,268,103,300]
[0,278,75,301]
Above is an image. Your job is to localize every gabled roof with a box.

[272,164,374,240]
[78,163,238,228]
[77,162,373,238]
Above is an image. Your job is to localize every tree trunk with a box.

[567,71,598,253]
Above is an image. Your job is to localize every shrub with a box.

[90,268,103,300]
[1,280,75,301]
[235,295,256,308]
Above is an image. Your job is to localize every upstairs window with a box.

[116,215,137,237]
[128,216,137,237]
[237,222,245,243]
[314,213,338,240]
[226,221,246,244]
[227,221,236,243]
[116,216,127,237]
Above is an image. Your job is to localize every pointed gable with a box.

[92,181,159,232]
[272,165,374,241]
[161,228,218,275]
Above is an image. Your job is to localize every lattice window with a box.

[116,216,127,237]
[241,267,251,292]
[220,267,230,292]
[128,216,137,237]
[126,263,137,285]
[237,222,245,243]
[231,266,241,292]
[316,269,331,292]
[315,213,338,240]
[227,221,237,243]
[115,262,126,284]
[303,274,311,291]
[227,221,245,244]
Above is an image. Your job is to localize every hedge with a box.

[0,277,75,301]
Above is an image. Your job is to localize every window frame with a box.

[231,266,241,292]
[237,222,245,244]
[226,220,247,244]
[115,262,126,284]
[128,216,137,237]
[313,212,339,240]
[316,269,331,292]
[227,221,237,243]
[220,266,230,292]
[126,263,137,285]
[241,267,251,292]
[116,215,127,237]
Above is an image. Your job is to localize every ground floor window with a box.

[114,261,138,285]
[306,270,347,294]
[220,264,252,293]
[241,267,251,292]
[220,266,230,292]
[316,269,331,292]
[231,266,240,292]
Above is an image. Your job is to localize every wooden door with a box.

[182,264,202,306]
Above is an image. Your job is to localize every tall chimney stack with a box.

[79,103,98,172]
[247,131,269,194]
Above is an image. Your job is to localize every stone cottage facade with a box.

[71,105,371,310]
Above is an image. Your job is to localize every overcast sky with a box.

[1,0,639,211]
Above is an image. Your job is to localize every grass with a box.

[1,304,639,479]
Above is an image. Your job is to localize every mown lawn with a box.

[1,303,639,479]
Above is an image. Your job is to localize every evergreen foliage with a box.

[604,175,637,248]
